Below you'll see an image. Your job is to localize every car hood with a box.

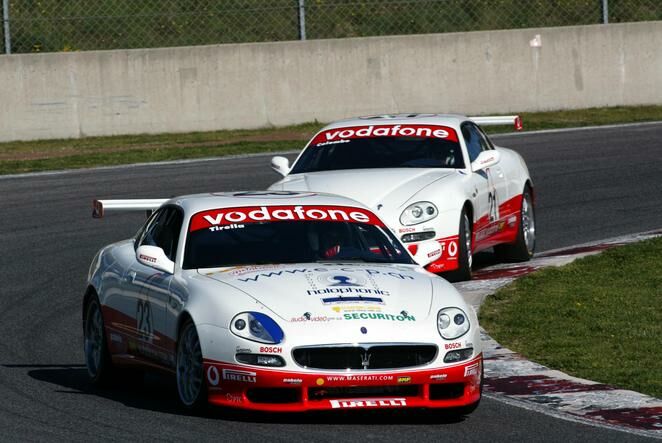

[198,263,434,323]
[272,169,455,211]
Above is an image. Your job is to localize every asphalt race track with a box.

[1,123,661,441]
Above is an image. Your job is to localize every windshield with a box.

[184,205,414,269]
[291,124,464,173]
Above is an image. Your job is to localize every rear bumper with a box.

[203,354,482,412]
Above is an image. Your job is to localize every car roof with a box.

[320,113,467,131]
[167,191,371,215]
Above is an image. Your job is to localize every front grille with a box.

[292,344,437,370]
[246,387,300,404]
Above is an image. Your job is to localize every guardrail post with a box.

[2,0,11,54]
[298,0,306,40]
[601,0,609,24]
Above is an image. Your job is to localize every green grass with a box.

[6,0,662,53]
[479,237,662,398]
[2,105,662,175]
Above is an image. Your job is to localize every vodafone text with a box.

[190,205,381,232]
[311,124,458,145]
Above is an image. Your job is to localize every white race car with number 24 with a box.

[84,191,482,413]
[269,114,535,281]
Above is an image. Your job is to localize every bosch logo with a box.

[259,346,282,354]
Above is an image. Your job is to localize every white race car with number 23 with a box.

[269,114,535,281]
[84,191,482,413]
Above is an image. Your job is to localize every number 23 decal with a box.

[136,300,153,341]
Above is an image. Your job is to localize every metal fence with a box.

[2,0,661,54]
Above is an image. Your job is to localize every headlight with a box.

[437,307,470,340]
[400,201,438,226]
[231,312,284,344]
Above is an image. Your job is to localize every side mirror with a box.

[136,245,175,274]
[412,240,443,267]
[471,150,501,172]
[271,156,291,177]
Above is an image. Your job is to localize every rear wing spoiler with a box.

[93,199,168,219]
[469,115,523,131]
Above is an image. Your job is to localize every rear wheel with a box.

[83,295,114,385]
[495,186,535,262]
[443,208,473,282]
[176,319,207,410]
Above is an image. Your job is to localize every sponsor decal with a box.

[259,346,282,354]
[329,398,407,409]
[445,342,461,350]
[318,273,366,287]
[282,378,303,385]
[399,227,416,234]
[222,369,257,383]
[343,312,416,322]
[226,393,243,403]
[430,374,448,381]
[397,376,412,384]
[190,205,383,232]
[464,361,481,378]
[326,374,394,382]
[208,223,245,232]
[310,124,458,145]
[235,346,252,353]
[427,248,441,258]
[308,287,389,297]
[316,378,325,386]
[138,254,156,263]
[207,366,220,386]
[236,267,415,283]
[331,305,382,313]
[290,315,339,322]
[447,240,458,257]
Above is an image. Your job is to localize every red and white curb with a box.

[455,229,662,438]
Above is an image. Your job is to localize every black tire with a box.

[83,294,114,385]
[495,186,536,262]
[176,319,207,411]
[443,207,473,282]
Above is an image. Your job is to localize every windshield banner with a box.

[310,124,459,145]
[190,205,385,232]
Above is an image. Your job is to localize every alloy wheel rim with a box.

[521,194,536,253]
[84,302,103,377]
[177,324,203,406]
[464,214,473,268]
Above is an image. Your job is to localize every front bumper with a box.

[403,234,461,274]
[203,354,482,412]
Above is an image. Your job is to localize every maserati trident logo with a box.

[361,351,371,370]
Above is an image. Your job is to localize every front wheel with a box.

[83,295,114,385]
[443,208,473,282]
[176,319,207,410]
[495,186,535,262]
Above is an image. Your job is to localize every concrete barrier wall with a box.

[1,21,661,142]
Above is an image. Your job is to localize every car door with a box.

[461,122,508,249]
[127,206,183,367]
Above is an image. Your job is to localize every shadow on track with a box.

[10,364,470,425]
